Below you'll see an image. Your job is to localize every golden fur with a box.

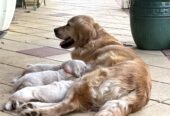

[21,15,151,116]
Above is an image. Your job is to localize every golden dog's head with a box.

[54,15,98,49]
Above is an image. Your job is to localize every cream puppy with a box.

[12,60,89,90]
[4,80,73,111]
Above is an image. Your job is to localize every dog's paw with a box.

[4,100,24,111]
[20,109,42,116]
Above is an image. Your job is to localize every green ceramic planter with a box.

[130,0,170,50]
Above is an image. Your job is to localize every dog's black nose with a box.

[54,28,58,36]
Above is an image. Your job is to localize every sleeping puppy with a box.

[19,15,151,116]
[4,80,73,111]
[12,60,89,90]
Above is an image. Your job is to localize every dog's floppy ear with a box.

[74,22,97,47]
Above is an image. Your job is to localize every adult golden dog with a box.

[21,15,151,116]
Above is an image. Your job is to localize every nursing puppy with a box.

[19,15,151,116]
[18,60,88,78]
[4,80,73,111]
[12,60,88,90]
[4,60,89,111]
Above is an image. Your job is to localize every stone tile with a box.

[134,50,170,68]
[163,100,170,105]
[151,81,170,102]
[49,13,72,17]
[130,102,170,116]
[9,25,48,34]
[134,49,164,56]
[0,39,41,51]
[0,64,23,84]
[0,94,10,111]
[66,112,95,116]
[150,66,170,84]
[31,39,62,48]
[0,112,13,116]
[46,53,71,62]
[162,49,170,56]
[18,47,69,58]
[0,84,12,94]
[3,32,44,43]
[12,20,50,29]
[166,56,170,60]
[31,32,56,39]
[0,49,61,68]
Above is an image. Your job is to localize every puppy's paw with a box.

[22,103,35,109]
[20,109,42,116]
[17,103,36,112]
[4,100,24,111]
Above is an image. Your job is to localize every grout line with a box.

[147,64,170,70]
[8,30,56,40]
[0,82,13,87]
[150,99,170,106]
[11,24,52,32]
[1,38,70,52]
[152,80,170,85]
[0,62,25,69]
[0,48,63,63]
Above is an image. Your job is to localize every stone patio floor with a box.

[0,0,170,115]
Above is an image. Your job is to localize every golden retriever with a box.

[20,15,151,116]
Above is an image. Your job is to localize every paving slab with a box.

[0,49,61,68]
[134,49,164,56]
[65,111,95,116]
[9,25,49,34]
[0,39,41,51]
[163,100,170,105]
[130,102,170,116]
[18,47,69,58]
[150,66,170,84]
[46,53,72,62]
[0,84,13,95]
[31,39,62,48]
[134,50,170,68]
[151,81,170,102]
[0,112,12,116]
[0,64,23,84]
